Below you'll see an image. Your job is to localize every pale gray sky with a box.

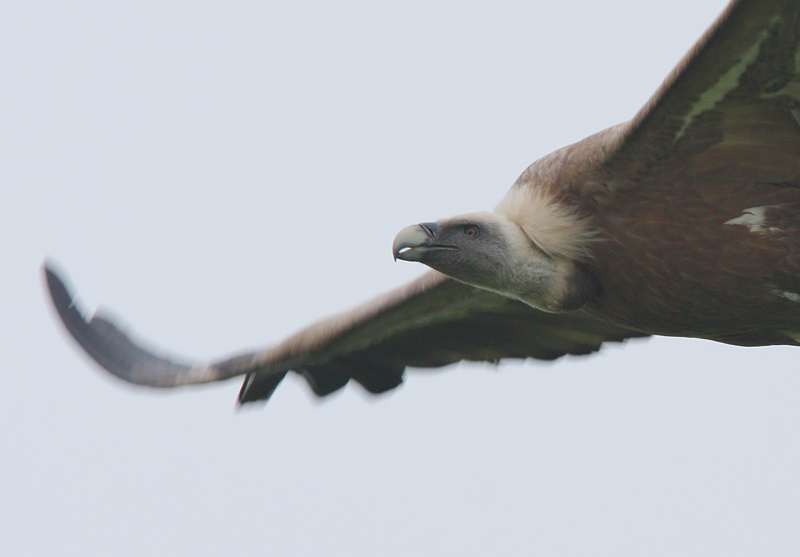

[5,0,800,554]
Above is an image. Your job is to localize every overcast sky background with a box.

[5,0,800,554]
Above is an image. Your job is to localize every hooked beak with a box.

[392,222,441,261]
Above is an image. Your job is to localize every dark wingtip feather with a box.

[43,262,217,388]
[43,261,74,318]
[238,371,288,405]
[44,261,157,382]
[43,261,103,366]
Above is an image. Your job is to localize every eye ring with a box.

[463,225,480,239]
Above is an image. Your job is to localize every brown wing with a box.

[45,264,645,405]
[604,0,800,187]
[522,0,800,196]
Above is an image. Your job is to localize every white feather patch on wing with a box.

[782,292,800,303]
[725,206,780,234]
[494,186,597,261]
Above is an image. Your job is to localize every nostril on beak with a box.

[419,222,439,238]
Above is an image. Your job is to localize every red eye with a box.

[463,225,480,238]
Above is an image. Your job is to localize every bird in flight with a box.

[46,0,800,405]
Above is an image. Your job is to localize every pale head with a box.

[393,198,601,312]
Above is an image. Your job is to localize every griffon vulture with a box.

[46,0,800,405]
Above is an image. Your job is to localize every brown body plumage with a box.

[509,133,800,344]
[45,0,800,405]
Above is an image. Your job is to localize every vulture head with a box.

[393,186,602,313]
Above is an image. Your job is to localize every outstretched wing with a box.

[605,0,800,187]
[45,264,646,405]
[503,0,800,206]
